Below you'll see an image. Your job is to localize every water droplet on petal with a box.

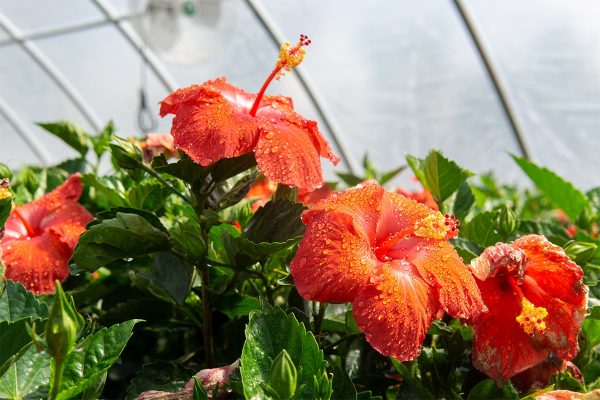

[200,158,213,166]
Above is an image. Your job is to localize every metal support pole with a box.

[244,0,358,174]
[453,0,532,160]
[0,12,104,131]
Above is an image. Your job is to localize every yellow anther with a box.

[275,42,306,80]
[414,212,447,240]
[516,299,548,336]
[0,187,12,200]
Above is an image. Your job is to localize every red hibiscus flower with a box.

[245,176,278,212]
[290,184,485,360]
[535,389,600,400]
[159,35,339,191]
[1,174,93,294]
[468,235,587,383]
[298,183,333,205]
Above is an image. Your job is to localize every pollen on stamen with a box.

[515,299,548,337]
[275,34,311,80]
[414,212,460,240]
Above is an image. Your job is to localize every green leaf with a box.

[405,154,427,186]
[56,319,141,400]
[231,236,301,266]
[146,252,194,305]
[389,358,434,400]
[37,120,89,156]
[92,120,114,158]
[241,302,327,399]
[466,379,518,400]
[512,155,590,220]
[214,294,260,319]
[518,220,570,247]
[461,211,503,247]
[331,366,357,400]
[452,182,475,221]
[152,154,208,187]
[0,321,36,375]
[0,345,50,399]
[244,199,305,244]
[127,181,170,212]
[81,173,127,209]
[0,280,49,323]
[71,211,171,271]
[193,377,209,400]
[423,150,473,203]
[379,165,406,185]
[451,237,482,264]
[210,153,257,182]
[170,221,206,262]
[588,305,600,320]
[335,172,363,187]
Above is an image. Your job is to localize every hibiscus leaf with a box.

[214,294,260,319]
[71,211,171,271]
[55,319,141,400]
[389,358,434,400]
[37,120,90,157]
[466,379,518,400]
[423,150,473,204]
[405,155,427,187]
[588,305,600,320]
[0,344,50,399]
[210,153,257,182]
[229,236,301,266]
[91,120,114,159]
[512,155,590,220]
[81,173,127,209]
[127,180,171,212]
[0,280,49,323]
[452,182,475,221]
[241,302,326,399]
[379,165,406,185]
[244,199,305,243]
[518,220,570,247]
[331,365,357,400]
[461,211,503,247]
[336,172,363,187]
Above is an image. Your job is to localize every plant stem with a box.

[323,333,362,351]
[49,357,65,400]
[314,302,328,337]
[139,163,192,203]
[201,265,214,368]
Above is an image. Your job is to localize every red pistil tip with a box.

[443,214,460,239]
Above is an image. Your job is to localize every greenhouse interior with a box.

[0,0,599,399]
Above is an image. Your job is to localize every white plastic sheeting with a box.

[0,0,598,189]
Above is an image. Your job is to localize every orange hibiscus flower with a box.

[469,235,587,383]
[290,184,485,360]
[1,174,93,294]
[159,35,339,191]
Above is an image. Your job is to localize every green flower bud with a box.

[44,281,82,360]
[109,136,143,170]
[0,163,11,180]
[564,241,597,265]
[267,349,297,400]
[497,205,518,237]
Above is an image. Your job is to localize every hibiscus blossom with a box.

[290,184,485,360]
[469,235,587,383]
[1,174,93,294]
[159,35,339,191]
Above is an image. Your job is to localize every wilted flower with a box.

[469,235,587,383]
[290,184,485,360]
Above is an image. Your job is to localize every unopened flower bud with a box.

[44,281,82,360]
[497,205,518,237]
[564,241,597,265]
[267,349,297,400]
[110,136,143,170]
[0,163,11,180]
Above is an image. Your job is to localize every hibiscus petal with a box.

[290,211,377,303]
[514,235,585,305]
[386,238,486,319]
[305,184,384,245]
[1,232,73,294]
[376,191,434,245]
[352,260,438,361]
[472,277,550,382]
[521,275,586,362]
[42,202,93,249]
[254,122,324,191]
[160,79,260,166]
